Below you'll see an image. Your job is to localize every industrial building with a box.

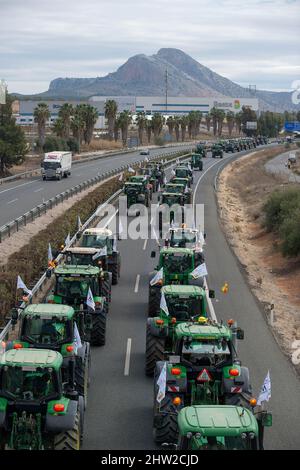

[15,96,258,128]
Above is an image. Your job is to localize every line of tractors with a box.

[0,139,272,450]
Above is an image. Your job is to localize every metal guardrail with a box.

[0,149,190,243]
[0,150,192,341]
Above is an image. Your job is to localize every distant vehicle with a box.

[42,151,72,181]
[287,153,297,169]
[140,149,150,156]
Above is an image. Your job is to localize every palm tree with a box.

[180,115,189,142]
[82,105,98,144]
[34,103,50,149]
[217,110,226,136]
[118,111,132,147]
[52,117,65,138]
[235,112,243,135]
[173,116,181,142]
[136,112,147,145]
[210,107,219,136]
[166,116,175,138]
[205,113,211,132]
[58,103,73,139]
[105,100,118,141]
[152,113,164,137]
[114,118,120,142]
[146,119,152,144]
[194,111,203,137]
[71,112,85,152]
[226,111,235,137]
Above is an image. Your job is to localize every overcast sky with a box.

[1,0,299,94]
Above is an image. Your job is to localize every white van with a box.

[42,151,72,181]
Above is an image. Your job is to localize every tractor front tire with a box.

[91,313,106,346]
[53,410,81,450]
[153,394,182,445]
[111,262,119,285]
[145,325,165,376]
[75,356,89,409]
[148,286,160,317]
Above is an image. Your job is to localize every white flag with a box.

[171,169,176,176]
[16,275,32,296]
[257,371,271,406]
[199,231,206,246]
[145,157,149,162]
[185,185,189,194]
[48,243,53,262]
[113,237,117,252]
[160,291,169,316]
[86,287,95,311]
[92,246,107,260]
[156,362,167,403]
[157,183,161,192]
[65,233,71,247]
[73,322,82,353]
[128,166,135,173]
[77,215,82,231]
[150,267,164,286]
[119,172,123,182]
[191,262,208,279]
[163,176,167,185]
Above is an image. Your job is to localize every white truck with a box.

[42,151,72,181]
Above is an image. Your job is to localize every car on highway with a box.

[140,149,150,156]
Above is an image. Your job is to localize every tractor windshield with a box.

[22,317,72,346]
[55,276,100,300]
[162,195,182,206]
[82,234,112,250]
[165,185,184,194]
[170,231,197,247]
[176,169,188,178]
[65,253,94,266]
[189,435,255,450]
[182,340,230,366]
[1,368,58,401]
[166,296,203,321]
[124,184,142,194]
[162,253,193,273]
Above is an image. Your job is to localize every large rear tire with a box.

[153,394,183,445]
[91,313,106,346]
[148,286,160,317]
[111,261,119,285]
[53,410,80,450]
[145,325,165,376]
[75,356,89,409]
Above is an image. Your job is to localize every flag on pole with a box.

[184,185,189,194]
[199,231,206,245]
[257,371,271,406]
[73,322,82,353]
[156,362,167,403]
[150,268,164,286]
[171,169,176,176]
[157,183,161,192]
[48,243,53,262]
[65,233,71,247]
[119,172,124,182]
[176,158,179,164]
[16,275,32,296]
[145,157,149,163]
[163,176,167,185]
[86,287,95,311]
[113,237,117,252]
[128,166,135,173]
[190,262,208,279]
[92,246,108,260]
[77,215,82,231]
[160,291,169,316]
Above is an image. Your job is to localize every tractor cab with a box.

[191,154,203,170]
[211,144,224,158]
[157,247,196,283]
[167,227,204,260]
[177,405,270,450]
[123,182,149,208]
[160,192,185,207]
[164,183,185,194]
[80,228,114,254]
[174,166,193,182]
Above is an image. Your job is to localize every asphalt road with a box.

[0,144,194,229]
[265,150,300,182]
[83,145,300,450]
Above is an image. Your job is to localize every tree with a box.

[210,107,219,136]
[118,111,132,147]
[58,103,73,139]
[240,106,257,136]
[105,100,118,141]
[34,102,50,149]
[52,117,65,138]
[194,111,202,137]
[114,118,120,142]
[136,112,147,145]
[151,113,164,137]
[226,111,235,137]
[217,110,225,136]
[71,112,85,152]
[82,105,98,144]
[0,93,27,175]
[174,116,180,142]
[235,112,243,135]
[205,113,211,132]
[166,116,175,137]
[180,115,189,142]
[146,120,152,144]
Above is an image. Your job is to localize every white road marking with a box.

[124,338,132,376]
[143,239,148,250]
[7,198,18,204]
[34,187,43,193]
[134,274,140,293]
[0,180,37,195]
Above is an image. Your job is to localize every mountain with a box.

[22,48,298,111]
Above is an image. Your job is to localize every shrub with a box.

[279,209,300,257]
[66,138,79,153]
[43,136,69,152]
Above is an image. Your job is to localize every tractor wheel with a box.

[102,273,112,304]
[111,262,119,285]
[91,313,106,346]
[145,325,165,376]
[153,394,182,445]
[53,410,81,450]
[75,356,89,409]
[148,286,160,317]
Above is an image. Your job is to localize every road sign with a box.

[284,121,300,133]
[196,368,213,383]
[0,80,6,104]
[246,121,257,130]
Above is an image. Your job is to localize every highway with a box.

[82,148,300,450]
[0,144,194,229]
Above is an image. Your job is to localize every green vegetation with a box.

[0,93,27,176]
[263,188,300,257]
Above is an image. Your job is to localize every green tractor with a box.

[195,144,207,158]
[128,175,153,200]
[158,192,186,235]
[145,285,212,375]
[211,144,224,158]
[164,182,192,205]
[173,165,193,184]
[79,228,121,285]
[153,320,251,444]
[190,154,203,171]
[0,349,83,450]
[176,405,272,450]
[149,247,207,316]
[7,304,90,408]
[47,265,108,346]
[62,247,112,302]
[123,181,150,209]
[140,165,165,191]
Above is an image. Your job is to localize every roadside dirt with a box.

[217,146,300,370]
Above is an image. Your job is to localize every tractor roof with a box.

[130,175,146,180]
[169,227,198,234]
[160,247,194,255]
[178,406,258,437]
[172,177,189,181]
[83,228,112,237]
[22,304,75,320]
[63,247,100,255]
[175,322,232,340]
[1,349,63,370]
[55,264,100,276]
[124,181,143,186]
[162,285,205,297]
